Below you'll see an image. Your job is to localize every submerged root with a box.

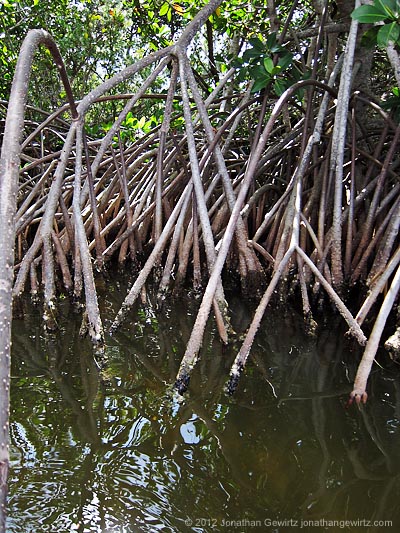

[174,373,191,396]
[43,300,58,332]
[304,313,318,337]
[225,361,245,396]
[348,390,368,406]
[240,266,267,299]
[1,15,400,404]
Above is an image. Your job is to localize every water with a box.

[8,287,400,532]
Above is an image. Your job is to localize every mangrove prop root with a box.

[0,0,399,454]
[350,264,400,403]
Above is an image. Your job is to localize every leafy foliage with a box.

[0,0,398,131]
[0,1,180,108]
[0,1,314,106]
[352,0,400,46]
[381,85,400,120]
[232,32,306,96]
[351,0,400,120]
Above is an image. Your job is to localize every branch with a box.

[0,28,79,533]
[350,263,400,405]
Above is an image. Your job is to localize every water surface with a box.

[8,289,400,532]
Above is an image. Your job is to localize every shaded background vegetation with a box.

[0,0,325,131]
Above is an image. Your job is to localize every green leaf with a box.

[375,0,398,18]
[236,67,248,82]
[251,75,271,93]
[270,43,285,53]
[266,32,277,50]
[278,52,293,71]
[377,21,400,46]
[263,57,274,73]
[351,4,389,22]
[382,96,398,109]
[274,79,287,96]
[160,2,170,15]
[381,89,400,121]
[231,58,243,68]
[248,37,264,51]
[243,48,263,60]
[361,26,380,48]
[249,63,268,80]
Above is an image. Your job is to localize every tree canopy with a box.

[0,1,345,114]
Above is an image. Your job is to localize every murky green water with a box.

[8,284,400,532]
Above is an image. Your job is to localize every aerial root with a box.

[1,13,400,403]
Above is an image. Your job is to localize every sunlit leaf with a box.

[159,3,169,16]
[271,65,282,75]
[263,57,274,74]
